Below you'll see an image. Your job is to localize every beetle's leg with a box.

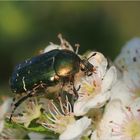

[10,83,47,121]
[59,80,65,98]
[33,84,43,92]
[9,91,34,122]
[10,93,22,117]
[76,85,81,92]
[73,85,79,100]
[10,96,16,114]
[70,76,79,100]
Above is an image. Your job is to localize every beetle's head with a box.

[80,53,97,76]
[80,60,94,76]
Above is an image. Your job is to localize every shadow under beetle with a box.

[9,35,96,121]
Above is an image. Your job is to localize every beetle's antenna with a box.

[87,52,97,60]
[9,91,33,122]
[10,96,16,116]
[75,44,80,54]
[80,52,97,75]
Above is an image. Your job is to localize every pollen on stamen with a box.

[41,97,75,134]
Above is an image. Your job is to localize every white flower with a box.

[12,98,42,128]
[44,34,75,53]
[123,67,140,98]
[60,116,91,140]
[74,52,117,116]
[110,80,134,106]
[115,38,140,72]
[0,98,12,133]
[0,128,27,139]
[41,97,91,140]
[91,98,140,140]
[28,132,46,140]
[44,44,61,53]
[111,66,140,106]
[111,41,140,104]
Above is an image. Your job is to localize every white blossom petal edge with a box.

[44,44,61,53]
[59,116,91,140]
[0,98,12,133]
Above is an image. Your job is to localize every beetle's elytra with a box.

[10,49,80,94]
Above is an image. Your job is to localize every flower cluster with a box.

[1,36,140,140]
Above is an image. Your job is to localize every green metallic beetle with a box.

[9,35,96,121]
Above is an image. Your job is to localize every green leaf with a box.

[5,119,59,139]
[81,136,90,140]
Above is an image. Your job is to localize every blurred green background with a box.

[1,1,140,96]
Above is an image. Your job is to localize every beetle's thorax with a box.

[54,49,80,77]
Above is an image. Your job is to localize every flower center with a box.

[123,119,140,139]
[134,88,140,98]
[83,83,95,96]
[11,99,42,128]
[81,78,101,97]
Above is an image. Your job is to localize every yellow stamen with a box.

[83,83,95,95]
[134,89,140,98]
[124,119,140,139]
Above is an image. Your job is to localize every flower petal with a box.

[0,121,4,133]
[59,117,91,140]
[0,98,12,119]
[123,67,140,89]
[115,38,140,71]
[74,98,91,116]
[92,100,126,140]
[74,91,110,116]
[111,79,136,106]
[44,44,61,53]
[92,98,140,140]
[86,91,111,108]
[130,98,140,116]
[28,132,46,140]
[101,66,117,93]
[88,52,108,78]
